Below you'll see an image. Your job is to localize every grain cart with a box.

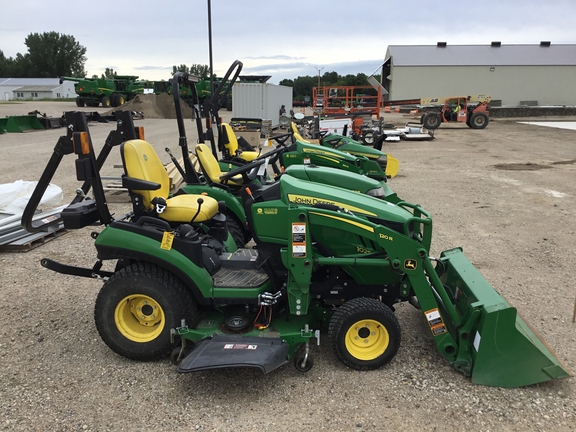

[60,75,146,108]
[22,111,570,388]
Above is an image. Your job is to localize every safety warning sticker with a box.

[160,231,174,250]
[430,323,447,336]
[223,344,258,350]
[425,308,447,336]
[292,223,307,257]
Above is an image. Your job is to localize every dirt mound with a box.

[105,93,194,119]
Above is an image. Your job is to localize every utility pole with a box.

[314,66,324,89]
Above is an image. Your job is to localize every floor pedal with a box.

[213,267,268,288]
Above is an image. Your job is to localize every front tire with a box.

[469,112,489,129]
[75,96,85,107]
[101,95,111,107]
[422,112,441,130]
[328,297,401,370]
[94,263,197,361]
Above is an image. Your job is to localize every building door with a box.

[3,92,9,101]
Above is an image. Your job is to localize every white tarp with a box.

[0,180,63,215]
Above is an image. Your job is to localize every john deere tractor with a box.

[158,63,401,248]
[22,109,570,388]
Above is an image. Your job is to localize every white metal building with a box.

[0,78,76,101]
[381,43,576,106]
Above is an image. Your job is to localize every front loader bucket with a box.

[0,115,45,132]
[438,248,571,387]
[386,154,399,178]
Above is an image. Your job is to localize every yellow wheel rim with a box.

[114,294,165,343]
[344,319,389,361]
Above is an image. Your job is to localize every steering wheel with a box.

[219,156,269,183]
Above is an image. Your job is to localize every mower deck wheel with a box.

[293,350,314,372]
[94,262,197,361]
[328,297,401,370]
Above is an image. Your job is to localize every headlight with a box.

[366,186,385,198]
[376,155,388,172]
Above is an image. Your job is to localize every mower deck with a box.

[177,334,289,374]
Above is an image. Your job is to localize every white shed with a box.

[381,43,576,106]
[0,78,76,101]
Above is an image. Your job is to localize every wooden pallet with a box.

[0,225,68,252]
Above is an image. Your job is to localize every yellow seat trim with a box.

[195,143,243,185]
[222,123,260,161]
[122,139,218,223]
[162,194,218,223]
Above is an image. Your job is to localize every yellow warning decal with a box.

[160,231,175,250]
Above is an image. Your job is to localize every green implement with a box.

[0,115,45,133]
[437,248,571,387]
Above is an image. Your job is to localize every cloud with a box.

[134,65,173,71]
[244,55,307,61]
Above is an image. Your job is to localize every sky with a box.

[1,0,575,84]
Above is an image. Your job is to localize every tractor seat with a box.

[291,122,319,144]
[221,123,260,161]
[121,139,219,223]
[195,143,244,186]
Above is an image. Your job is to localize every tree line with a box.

[1,32,378,97]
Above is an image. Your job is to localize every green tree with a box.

[322,71,339,85]
[172,64,209,78]
[189,64,209,78]
[101,67,117,79]
[24,32,87,77]
[172,64,189,75]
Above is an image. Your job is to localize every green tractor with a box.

[163,63,401,248]
[60,75,147,108]
[23,110,571,388]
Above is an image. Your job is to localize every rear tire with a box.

[75,96,85,107]
[328,297,401,370]
[422,112,441,130]
[361,131,375,146]
[94,263,197,361]
[101,95,111,107]
[469,112,489,129]
[226,212,250,247]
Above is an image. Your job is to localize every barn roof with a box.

[385,43,576,67]
[12,85,60,91]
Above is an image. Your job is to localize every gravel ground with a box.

[0,101,575,431]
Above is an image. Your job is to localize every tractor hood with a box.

[279,174,412,224]
[294,140,362,164]
[284,165,385,198]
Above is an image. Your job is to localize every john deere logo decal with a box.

[143,154,148,161]
[404,259,417,270]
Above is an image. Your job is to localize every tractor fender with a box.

[95,226,214,305]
